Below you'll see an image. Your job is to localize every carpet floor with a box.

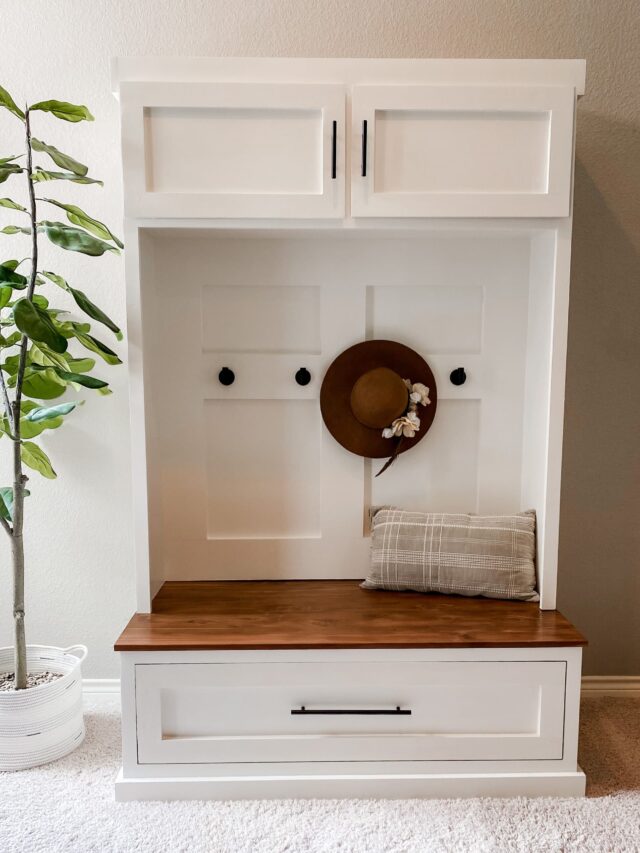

[0,695,639,853]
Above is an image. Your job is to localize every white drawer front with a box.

[135,660,566,765]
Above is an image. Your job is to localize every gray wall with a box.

[2,0,638,676]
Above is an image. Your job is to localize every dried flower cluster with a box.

[382,380,431,439]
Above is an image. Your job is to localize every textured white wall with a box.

[2,0,639,677]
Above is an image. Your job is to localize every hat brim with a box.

[320,340,437,459]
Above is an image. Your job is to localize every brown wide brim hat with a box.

[320,340,437,459]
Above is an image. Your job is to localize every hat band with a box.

[376,379,432,477]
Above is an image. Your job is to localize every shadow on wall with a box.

[558,109,640,675]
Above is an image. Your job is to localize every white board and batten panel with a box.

[141,232,544,587]
[120,81,345,219]
[351,85,576,218]
[135,658,566,765]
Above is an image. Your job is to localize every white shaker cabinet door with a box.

[351,85,575,218]
[120,82,345,218]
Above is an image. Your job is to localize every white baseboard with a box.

[83,676,640,697]
[580,676,640,697]
[83,678,120,695]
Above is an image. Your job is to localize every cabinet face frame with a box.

[350,84,576,218]
[120,81,345,219]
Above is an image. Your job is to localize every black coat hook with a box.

[218,367,235,386]
[295,367,311,386]
[450,367,467,386]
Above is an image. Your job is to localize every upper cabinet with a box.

[120,81,345,218]
[350,85,576,218]
[117,72,578,220]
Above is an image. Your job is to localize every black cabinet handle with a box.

[331,120,337,180]
[291,705,411,716]
[361,120,368,177]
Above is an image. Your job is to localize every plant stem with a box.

[10,108,37,690]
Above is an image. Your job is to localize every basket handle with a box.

[61,644,88,664]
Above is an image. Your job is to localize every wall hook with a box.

[450,367,467,386]
[218,367,235,386]
[295,367,311,386]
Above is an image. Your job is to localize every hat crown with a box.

[350,367,408,430]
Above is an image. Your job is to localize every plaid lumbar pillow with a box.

[363,508,539,602]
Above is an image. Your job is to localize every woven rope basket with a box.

[0,645,87,771]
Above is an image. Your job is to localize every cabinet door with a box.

[121,82,345,218]
[351,85,575,218]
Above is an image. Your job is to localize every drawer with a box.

[135,660,566,765]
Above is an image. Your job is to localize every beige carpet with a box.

[0,695,638,852]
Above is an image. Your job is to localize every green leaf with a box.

[53,368,108,389]
[0,487,12,521]
[0,155,23,166]
[1,225,30,235]
[66,356,95,373]
[18,416,56,439]
[30,342,69,371]
[0,263,27,288]
[31,294,48,309]
[40,199,122,248]
[29,99,94,123]
[13,299,68,353]
[30,138,88,176]
[2,260,21,271]
[0,287,12,309]
[2,354,19,375]
[40,270,68,289]
[39,221,118,256]
[21,441,56,478]
[0,198,26,212]
[72,288,121,336]
[72,327,121,365]
[2,331,21,347]
[22,368,66,399]
[41,271,121,337]
[55,319,89,339]
[0,86,25,120]
[0,487,29,522]
[31,168,102,186]
[0,163,23,184]
[26,401,76,423]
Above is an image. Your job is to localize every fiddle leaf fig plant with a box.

[0,84,122,689]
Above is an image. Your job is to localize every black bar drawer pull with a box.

[331,120,337,180]
[291,705,411,716]
[361,119,368,177]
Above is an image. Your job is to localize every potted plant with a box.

[0,84,122,770]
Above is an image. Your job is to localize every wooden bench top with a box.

[114,581,587,651]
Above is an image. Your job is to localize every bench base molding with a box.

[115,768,587,801]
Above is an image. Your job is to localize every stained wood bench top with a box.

[114,581,587,651]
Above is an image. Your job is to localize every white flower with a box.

[410,382,430,407]
[383,410,421,439]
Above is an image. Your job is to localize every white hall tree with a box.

[0,85,122,688]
